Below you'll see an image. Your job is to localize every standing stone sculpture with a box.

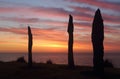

[92,9,104,74]
[28,26,33,67]
[67,14,75,69]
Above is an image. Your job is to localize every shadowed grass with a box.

[0,62,120,79]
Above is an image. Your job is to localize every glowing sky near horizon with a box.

[0,0,120,53]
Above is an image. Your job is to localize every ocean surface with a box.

[0,53,120,68]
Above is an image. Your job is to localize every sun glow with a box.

[42,44,65,48]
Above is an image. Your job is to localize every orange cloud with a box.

[0,27,27,35]
[0,17,39,23]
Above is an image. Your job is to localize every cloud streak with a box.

[0,6,119,28]
[68,0,120,11]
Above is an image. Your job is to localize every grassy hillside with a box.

[0,62,120,79]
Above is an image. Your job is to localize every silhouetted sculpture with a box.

[28,26,33,67]
[92,9,104,74]
[67,14,75,69]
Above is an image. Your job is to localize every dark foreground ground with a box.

[0,62,120,79]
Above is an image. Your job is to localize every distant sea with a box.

[0,53,120,68]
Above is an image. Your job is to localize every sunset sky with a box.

[0,0,120,53]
